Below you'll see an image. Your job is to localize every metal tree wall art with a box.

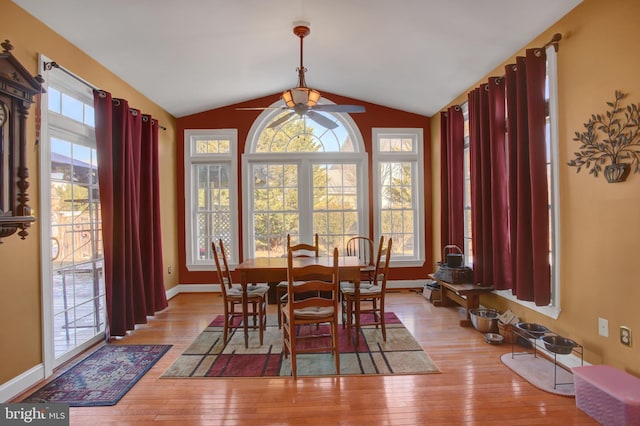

[568,90,640,183]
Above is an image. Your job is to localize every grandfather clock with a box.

[0,39,44,242]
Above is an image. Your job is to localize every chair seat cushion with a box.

[292,306,334,319]
[340,282,376,293]
[227,284,268,299]
[359,286,382,296]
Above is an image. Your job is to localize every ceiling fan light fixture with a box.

[237,21,364,129]
[282,87,321,108]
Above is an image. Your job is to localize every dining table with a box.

[234,255,366,348]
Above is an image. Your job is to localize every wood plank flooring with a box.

[15,291,596,425]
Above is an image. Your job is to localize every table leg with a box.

[459,295,480,327]
[240,272,249,348]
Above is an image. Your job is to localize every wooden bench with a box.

[428,274,493,327]
[573,365,640,426]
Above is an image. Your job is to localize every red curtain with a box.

[94,90,168,338]
[505,49,550,305]
[468,79,512,289]
[439,106,465,256]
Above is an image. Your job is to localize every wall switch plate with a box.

[598,317,609,337]
[620,326,632,347]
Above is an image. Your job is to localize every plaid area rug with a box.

[22,344,171,406]
[162,313,439,378]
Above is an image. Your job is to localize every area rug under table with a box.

[162,312,439,378]
[22,344,171,406]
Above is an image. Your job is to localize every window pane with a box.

[252,163,300,257]
[379,160,416,258]
[379,137,414,152]
[84,104,95,127]
[194,137,231,155]
[312,163,359,255]
[257,112,355,153]
[194,163,231,259]
[61,93,84,122]
[48,87,61,113]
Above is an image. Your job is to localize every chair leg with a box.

[332,320,340,375]
[380,301,386,342]
[281,313,289,358]
[346,295,353,333]
[223,312,229,344]
[277,286,285,328]
[258,300,264,346]
[252,301,258,326]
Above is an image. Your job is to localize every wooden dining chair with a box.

[277,233,319,328]
[282,247,340,379]
[341,236,392,341]
[345,236,375,284]
[212,239,268,345]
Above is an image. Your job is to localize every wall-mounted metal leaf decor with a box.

[568,90,640,183]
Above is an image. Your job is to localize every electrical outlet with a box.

[620,326,632,347]
[168,265,172,275]
[598,317,609,337]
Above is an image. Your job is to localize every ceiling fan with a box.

[238,22,365,130]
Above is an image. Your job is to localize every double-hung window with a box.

[372,128,424,266]
[184,129,238,269]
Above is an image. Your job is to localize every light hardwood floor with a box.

[16,291,596,425]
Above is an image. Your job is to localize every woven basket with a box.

[498,322,514,344]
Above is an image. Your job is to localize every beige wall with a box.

[432,0,640,374]
[0,0,178,384]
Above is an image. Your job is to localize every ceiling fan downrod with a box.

[293,23,311,89]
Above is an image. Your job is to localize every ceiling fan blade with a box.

[307,111,338,129]
[267,112,295,129]
[311,104,366,113]
[236,107,284,111]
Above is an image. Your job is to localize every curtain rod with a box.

[43,61,167,131]
[452,32,563,105]
[479,32,563,91]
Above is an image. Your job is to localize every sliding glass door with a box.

[40,57,105,370]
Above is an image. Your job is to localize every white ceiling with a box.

[13,0,582,118]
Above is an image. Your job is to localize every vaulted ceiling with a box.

[14,0,582,118]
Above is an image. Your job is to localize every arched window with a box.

[243,101,367,258]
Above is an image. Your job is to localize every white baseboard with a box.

[0,364,44,403]
[387,279,424,290]
[167,279,424,298]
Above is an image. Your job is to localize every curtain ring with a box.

[112,98,120,106]
[98,90,108,98]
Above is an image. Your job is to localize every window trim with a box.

[184,129,239,270]
[372,128,425,267]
